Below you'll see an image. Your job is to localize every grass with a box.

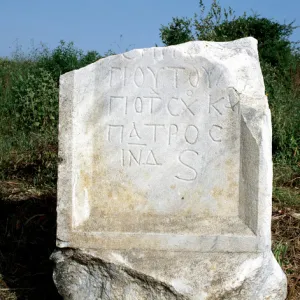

[0,131,58,188]
[0,274,17,300]
[0,193,61,300]
[273,162,300,207]
[271,159,300,299]
[272,205,300,299]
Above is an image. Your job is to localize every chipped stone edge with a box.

[51,248,190,300]
[57,71,74,243]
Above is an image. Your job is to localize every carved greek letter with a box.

[147,67,164,89]
[145,150,161,166]
[167,67,185,88]
[129,122,142,139]
[185,125,199,144]
[209,96,223,115]
[145,124,164,142]
[188,67,200,87]
[134,67,145,87]
[134,97,143,113]
[175,150,199,182]
[209,125,223,142]
[167,98,180,116]
[129,149,142,166]
[169,124,178,145]
[180,98,196,116]
[143,96,161,114]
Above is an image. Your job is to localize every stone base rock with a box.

[51,249,286,300]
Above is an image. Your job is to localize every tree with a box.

[160,17,194,46]
[36,41,102,82]
[160,0,298,68]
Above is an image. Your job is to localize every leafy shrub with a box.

[260,59,299,166]
[36,41,102,82]
[10,68,58,133]
[0,41,108,187]
[160,17,194,46]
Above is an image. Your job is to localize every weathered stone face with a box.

[55,38,287,299]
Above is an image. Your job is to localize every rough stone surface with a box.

[51,249,286,300]
[54,38,287,299]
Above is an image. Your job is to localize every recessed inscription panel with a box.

[56,41,284,299]
[71,49,241,234]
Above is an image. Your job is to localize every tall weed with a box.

[0,42,103,188]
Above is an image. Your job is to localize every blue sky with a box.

[1,0,299,57]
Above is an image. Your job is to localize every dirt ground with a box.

[0,185,299,299]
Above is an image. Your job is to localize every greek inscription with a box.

[175,150,199,182]
[167,98,180,116]
[133,67,145,87]
[145,124,164,142]
[109,65,215,89]
[129,149,142,166]
[202,66,215,88]
[180,97,196,116]
[144,150,162,166]
[209,96,223,116]
[147,66,164,89]
[209,125,223,142]
[167,67,185,88]
[106,61,237,179]
[169,124,178,145]
[188,67,200,87]
[226,87,240,113]
[143,96,161,114]
[122,149,162,167]
[108,123,225,147]
[134,97,143,113]
[129,122,142,140]
[167,97,198,116]
[185,125,199,144]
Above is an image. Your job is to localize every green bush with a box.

[36,41,102,82]
[260,56,300,165]
[10,68,58,133]
[0,41,105,188]
[160,17,194,46]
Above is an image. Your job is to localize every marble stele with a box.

[52,38,287,300]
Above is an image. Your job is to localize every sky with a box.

[0,0,299,58]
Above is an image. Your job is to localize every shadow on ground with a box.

[0,192,299,299]
[0,196,62,300]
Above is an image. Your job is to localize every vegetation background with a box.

[0,1,299,299]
